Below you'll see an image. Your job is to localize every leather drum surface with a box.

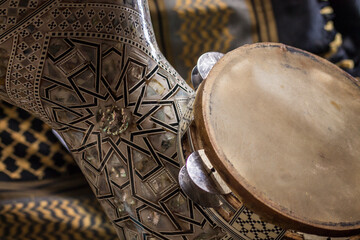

[193,43,360,236]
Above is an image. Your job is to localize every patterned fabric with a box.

[150,0,360,82]
[0,194,118,240]
[0,100,79,181]
[150,0,278,82]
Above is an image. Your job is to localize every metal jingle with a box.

[180,51,229,208]
[190,66,202,90]
[187,150,232,195]
[178,165,222,208]
[191,52,224,90]
[197,52,225,79]
[178,150,231,208]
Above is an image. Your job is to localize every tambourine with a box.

[0,0,359,239]
[178,44,360,239]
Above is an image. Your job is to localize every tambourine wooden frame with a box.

[192,42,360,237]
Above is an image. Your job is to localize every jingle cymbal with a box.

[192,43,360,237]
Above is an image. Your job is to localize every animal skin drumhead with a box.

[194,43,360,236]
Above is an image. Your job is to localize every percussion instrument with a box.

[0,0,359,239]
[178,43,360,238]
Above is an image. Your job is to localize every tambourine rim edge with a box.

[194,42,360,237]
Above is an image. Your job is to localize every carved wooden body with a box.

[0,1,287,239]
[0,1,357,240]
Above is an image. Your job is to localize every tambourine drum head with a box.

[194,43,360,236]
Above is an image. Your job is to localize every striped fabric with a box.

[0,195,117,240]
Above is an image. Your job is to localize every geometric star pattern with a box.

[1,0,287,239]
[40,35,223,240]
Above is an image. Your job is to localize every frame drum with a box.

[189,43,360,237]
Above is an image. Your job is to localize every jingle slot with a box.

[178,150,231,208]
